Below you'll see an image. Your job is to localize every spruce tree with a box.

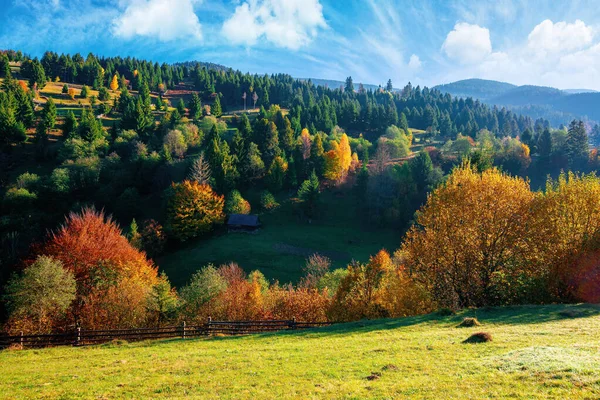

[212,94,222,117]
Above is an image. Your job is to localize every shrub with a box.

[260,190,279,211]
[4,256,76,334]
[225,190,251,215]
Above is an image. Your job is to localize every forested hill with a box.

[433,79,517,102]
[4,50,541,140]
[433,78,600,126]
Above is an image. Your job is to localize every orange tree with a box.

[39,208,159,329]
[165,180,225,242]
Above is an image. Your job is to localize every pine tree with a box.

[188,92,202,120]
[80,85,89,99]
[63,110,78,138]
[345,76,354,93]
[298,170,320,218]
[0,54,10,78]
[177,98,186,116]
[386,79,393,91]
[212,94,222,117]
[566,120,589,171]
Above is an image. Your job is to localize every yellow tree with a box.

[166,180,225,241]
[537,172,600,301]
[323,140,342,181]
[110,74,119,91]
[338,133,352,176]
[400,164,539,308]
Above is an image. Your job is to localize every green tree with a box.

[4,256,76,333]
[0,54,10,78]
[147,273,179,327]
[80,85,89,99]
[63,110,79,138]
[298,170,320,218]
[212,94,222,117]
[179,265,227,319]
[188,92,202,120]
[566,120,589,170]
[177,98,186,116]
[345,76,354,92]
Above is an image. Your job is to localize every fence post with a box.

[291,317,297,330]
[181,321,186,339]
[76,327,81,346]
[207,316,212,336]
[19,331,23,348]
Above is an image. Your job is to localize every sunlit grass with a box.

[1,304,599,399]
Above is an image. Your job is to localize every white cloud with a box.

[112,0,202,42]
[221,0,327,50]
[441,22,492,64]
[408,54,421,70]
[436,19,600,90]
[527,19,594,56]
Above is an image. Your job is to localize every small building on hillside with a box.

[227,214,261,232]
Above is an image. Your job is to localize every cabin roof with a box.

[227,214,260,227]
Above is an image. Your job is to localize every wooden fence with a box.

[0,318,332,349]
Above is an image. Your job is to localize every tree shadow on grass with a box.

[106,304,600,350]
[186,303,600,344]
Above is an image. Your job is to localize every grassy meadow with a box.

[1,304,599,399]
[159,190,400,287]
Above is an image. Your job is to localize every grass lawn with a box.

[158,190,400,287]
[1,304,599,399]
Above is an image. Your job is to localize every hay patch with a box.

[457,317,481,328]
[463,332,492,344]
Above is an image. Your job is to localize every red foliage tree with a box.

[40,208,158,328]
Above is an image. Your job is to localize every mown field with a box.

[158,190,400,287]
[1,304,599,399]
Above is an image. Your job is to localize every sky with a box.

[3,0,600,90]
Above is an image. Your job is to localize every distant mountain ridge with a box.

[299,78,387,92]
[433,78,600,126]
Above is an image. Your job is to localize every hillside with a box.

[433,79,600,125]
[1,304,599,399]
[433,78,517,102]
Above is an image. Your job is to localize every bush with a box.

[260,190,279,211]
[4,256,76,334]
[225,190,251,215]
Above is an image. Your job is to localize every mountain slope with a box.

[1,304,599,399]
[433,79,517,102]
[434,79,600,125]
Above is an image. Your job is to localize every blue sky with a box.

[3,0,600,89]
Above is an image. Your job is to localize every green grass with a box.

[2,304,599,399]
[158,190,400,287]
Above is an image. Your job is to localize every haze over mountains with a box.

[433,79,600,127]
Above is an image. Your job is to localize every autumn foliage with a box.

[401,164,600,308]
[166,180,225,241]
[26,208,160,330]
